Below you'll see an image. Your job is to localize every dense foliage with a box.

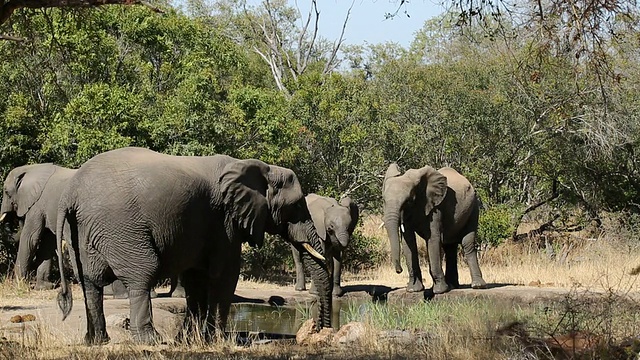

[1,2,639,274]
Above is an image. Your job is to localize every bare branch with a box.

[0,33,24,40]
[323,0,352,74]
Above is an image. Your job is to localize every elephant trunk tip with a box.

[395,264,403,274]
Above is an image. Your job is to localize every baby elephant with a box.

[292,194,359,297]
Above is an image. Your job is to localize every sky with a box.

[247,0,447,48]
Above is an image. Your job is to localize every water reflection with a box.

[228,298,362,335]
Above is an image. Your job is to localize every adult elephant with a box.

[55,147,331,345]
[382,163,487,294]
[1,164,77,290]
[292,194,359,297]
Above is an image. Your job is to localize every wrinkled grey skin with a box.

[292,194,359,297]
[1,164,77,290]
[383,163,487,294]
[55,147,331,345]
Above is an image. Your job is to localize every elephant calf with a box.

[383,163,487,294]
[292,194,359,297]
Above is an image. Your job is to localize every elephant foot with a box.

[432,282,450,295]
[294,283,307,292]
[150,290,158,299]
[132,328,162,345]
[406,279,425,293]
[84,332,110,346]
[34,281,55,291]
[471,279,487,289]
[332,285,344,297]
[171,287,186,298]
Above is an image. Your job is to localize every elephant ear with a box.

[383,163,402,192]
[15,164,56,217]
[406,166,448,215]
[339,196,360,235]
[308,202,327,241]
[219,160,270,248]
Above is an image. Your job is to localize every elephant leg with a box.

[82,280,110,345]
[208,243,242,340]
[178,268,208,342]
[461,230,486,289]
[128,288,160,344]
[109,279,129,299]
[427,211,448,294]
[170,276,186,298]
[443,242,460,289]
[401,229,424,292]
[34,233,55,290]
[14,219,42,282]
[291,244,306,291]
[332,250,344,297]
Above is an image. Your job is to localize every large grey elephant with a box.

[382,163,487,294]
[292,194,359,297]
[1,164,77,290]
[55,147,331,345]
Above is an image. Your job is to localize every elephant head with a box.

[313,196,359,250]
[382,163,447,274]
[219,161,332,329]
[1,164,56,222]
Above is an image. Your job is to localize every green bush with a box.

[240,234,293,281]
[478,204,516,246]
[342,229,387,272]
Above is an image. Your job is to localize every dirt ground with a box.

[0,278,606,346]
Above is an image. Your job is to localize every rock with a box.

[296,318,315,345]
[9,315,23,323]
[528,280,541,287]
[105,313,130,329]
[296,318,335,346]
[332,322,366,345]
[21,314,36,322]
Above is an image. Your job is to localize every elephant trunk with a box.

[335,231,349,249]
[297,221,332,330]
[14,238,32,280]
[383,205,403,274]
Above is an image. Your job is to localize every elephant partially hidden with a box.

[382,163,487,294]
[56,147,331,345]
[292,194,359,297]
[1,164,77,290]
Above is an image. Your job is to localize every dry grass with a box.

[345,214,640,293]
[2,213,640,359]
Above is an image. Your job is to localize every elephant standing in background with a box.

[1,164,77,290]
[56,147,331,345]
[292,194,359,297]
[383,163,487,294]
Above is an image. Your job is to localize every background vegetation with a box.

[1,0,639,277]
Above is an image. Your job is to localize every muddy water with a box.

[228,299,359,335]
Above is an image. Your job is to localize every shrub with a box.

[478,204,516,246]
[342,229,387,272]
[240,234,293,281]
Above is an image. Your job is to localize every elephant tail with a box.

[56,188,73,321]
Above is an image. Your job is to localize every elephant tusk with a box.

[303,243,325,261]
[377,222,384,230]
[0,213,6,223]
[400,223,405,233]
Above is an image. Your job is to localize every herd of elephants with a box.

[1,147,487,345]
